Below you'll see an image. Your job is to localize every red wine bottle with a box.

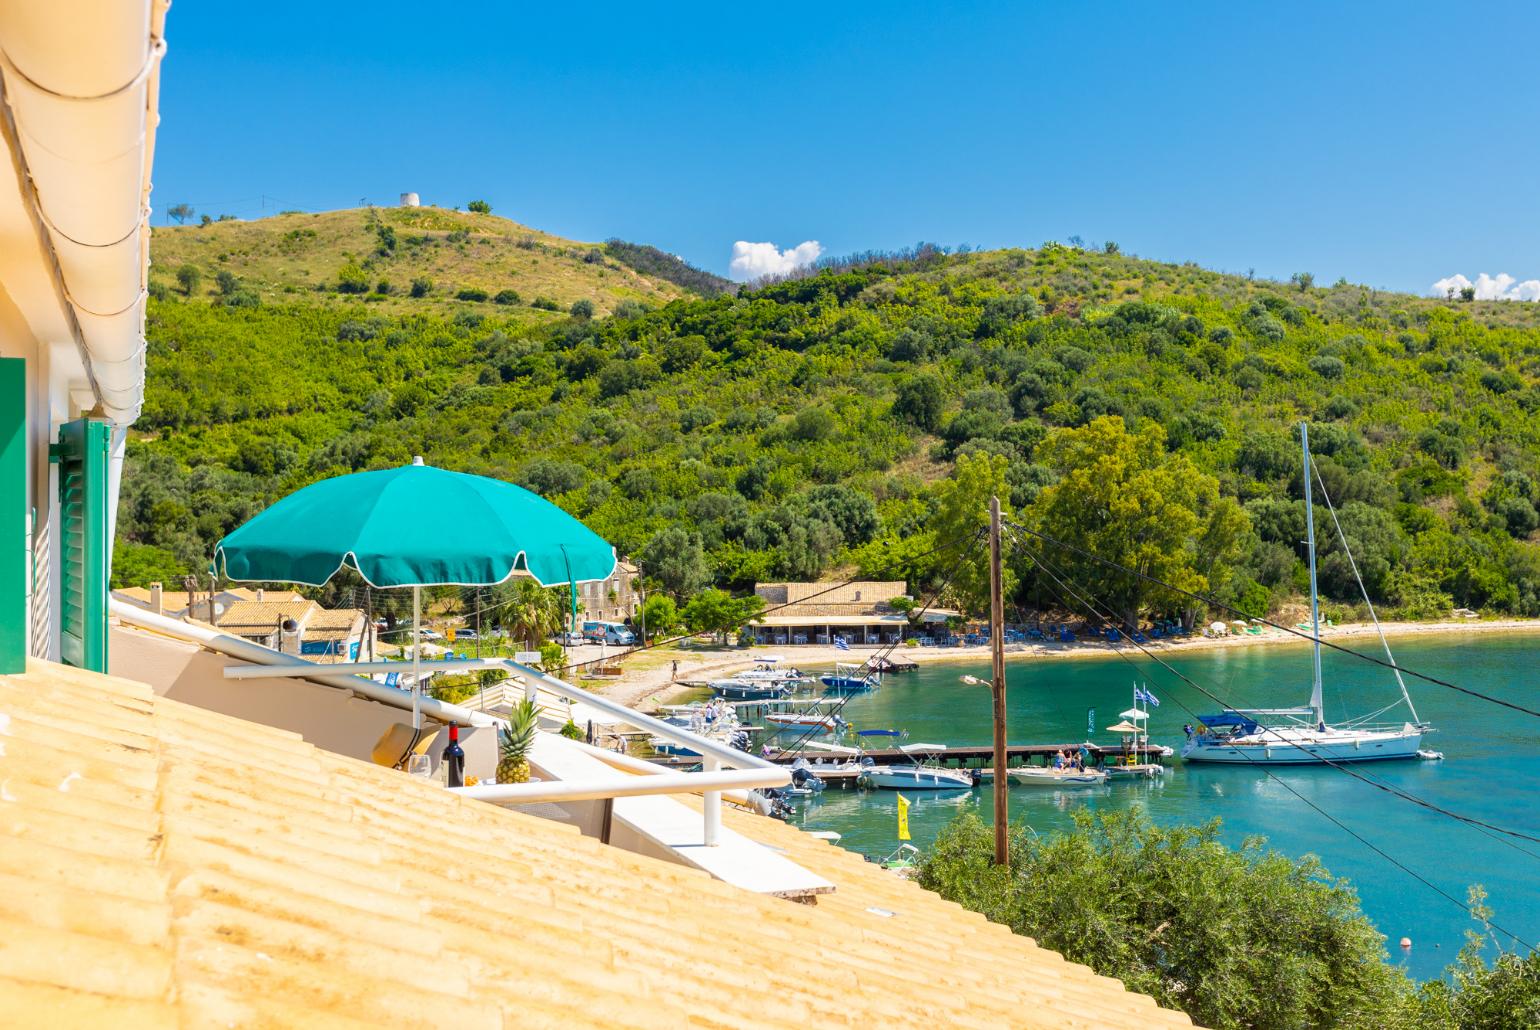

[442,724,465,787]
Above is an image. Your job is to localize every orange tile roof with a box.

[0,659,1196,1028]
[214,599,320,630]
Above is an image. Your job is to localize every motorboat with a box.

[734,656,809,684]
[765,711,847,734]
[857,744,976,791]
[820,661,879,695]
[710,678,793,702]
[1008,766,1107,787]
[1183,423,1432,766]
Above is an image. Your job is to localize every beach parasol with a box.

[1106,720,1141,734]
[214,457,617,727]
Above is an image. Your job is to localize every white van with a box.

[582,620,636,645]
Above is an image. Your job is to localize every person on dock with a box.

[670,660,678,682]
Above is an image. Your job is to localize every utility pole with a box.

[989,495,1009,866]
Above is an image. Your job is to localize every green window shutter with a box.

[1,359,24,674]
[57,418,110,672]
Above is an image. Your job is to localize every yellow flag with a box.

[446,627,456,643]
[896,792,911,841]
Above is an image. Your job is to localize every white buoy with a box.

[1399,937,1412,949]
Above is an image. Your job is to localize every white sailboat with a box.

[1182,423,1432,766]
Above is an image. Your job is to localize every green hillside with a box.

[118,238,1540,623]
[149,206,728,319]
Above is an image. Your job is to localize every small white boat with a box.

[765,711,846,733]
[1104,763,1165,780]
[1009,767,1107,787]
[736,656,810,684]
[861,764,976,791]
[858,744,976,791]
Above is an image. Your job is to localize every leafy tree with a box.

[570,298,595,319]
[1030,417,1247,626]
[929,451,1014,615]
[801,483,878,546]
[110,541,183,588]
[215,270,239,296]
[175,264,202,296]
[1291,271,1315,291]
[409,277,432,298]
[494,288,521,305]
[167,203,194,225]
[893,373,944,431]
[467,199,491,214]
[639,593,680,639]
[918,810,1411,1030]
[681,588,766,642]
[644,526,709,599]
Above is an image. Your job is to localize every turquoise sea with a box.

[780,633,1540,981]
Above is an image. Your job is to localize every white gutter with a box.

[0,0,166,428]
[112,599,498,729]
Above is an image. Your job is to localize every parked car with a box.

[553,631,585,646]
[418,628,443,641]
[455,628,478,640]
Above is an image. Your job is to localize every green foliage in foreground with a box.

[121,243,1540,623]
[918,810,1409,1029]
[918,811,1540,1029]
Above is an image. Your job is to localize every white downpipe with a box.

[411,584,421,730]
[452,767,782,806]
[111,599,496,728]
[703,756,722,847]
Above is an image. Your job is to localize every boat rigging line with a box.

[1008,523,1540,949]
[1002,517,1540,722]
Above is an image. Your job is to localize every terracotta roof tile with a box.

[0,659,1197,1028]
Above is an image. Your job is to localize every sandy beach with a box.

[578,616,1540,716]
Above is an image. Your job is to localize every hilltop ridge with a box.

[149,205,732,318]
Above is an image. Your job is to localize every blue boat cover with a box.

[1198,711,1260,733]
[858,729,904,737]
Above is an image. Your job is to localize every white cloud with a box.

[729,239,823,281]
[1429,272,1540,302]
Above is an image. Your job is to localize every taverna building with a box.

[749,579,958,646]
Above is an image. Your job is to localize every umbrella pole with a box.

[412,585,422,730]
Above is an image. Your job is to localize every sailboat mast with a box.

[1301,423,1324,725]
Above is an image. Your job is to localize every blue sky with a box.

[156,2,1538,293]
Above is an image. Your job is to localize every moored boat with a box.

[1183,423,1432,767]
[1008,767,1107,787]
[857,744,976,791]
[820,661,879,695]
[765,711,847,733]
[711,678,793,701]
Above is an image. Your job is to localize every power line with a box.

[1003,517,1540,722]
[1008,524,1538,950]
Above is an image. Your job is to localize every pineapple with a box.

[497,699,539,784]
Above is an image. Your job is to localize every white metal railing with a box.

[112,600,788,845]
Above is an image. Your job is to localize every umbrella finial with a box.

[412,455,425,466]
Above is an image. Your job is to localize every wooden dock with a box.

[767,742,1169,769]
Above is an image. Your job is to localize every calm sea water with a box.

[779,633,1540,980]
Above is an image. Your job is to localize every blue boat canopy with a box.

[1197,712,1261,733]
[857,729,904,737]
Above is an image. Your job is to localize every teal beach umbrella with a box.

[214,457,617,727]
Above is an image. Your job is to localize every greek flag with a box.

[834,635,850,651]
[1134,685,1160,708]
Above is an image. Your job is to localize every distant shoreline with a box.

[587,617,1540,714]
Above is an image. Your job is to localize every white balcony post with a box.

[703,756,722,846]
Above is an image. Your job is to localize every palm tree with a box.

[497,579,564,649]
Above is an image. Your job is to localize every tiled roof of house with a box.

[0,659,1196,1028]
[214,599,320,630]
